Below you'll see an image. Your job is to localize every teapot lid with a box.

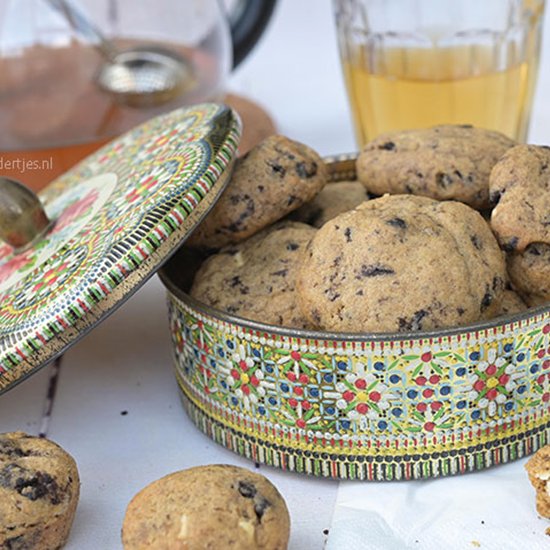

[0,103,240,393]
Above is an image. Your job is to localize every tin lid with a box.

[0,103,240,394]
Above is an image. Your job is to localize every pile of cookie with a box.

[188,125,548,333]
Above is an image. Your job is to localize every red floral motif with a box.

[534,361,550,405]
[406,348,450,381]
[0,250,33,285]
[409,403,453,432]
[0,243,12,263]
[288,397,313,412]
[126,174,160,204]
[276,348,317,382]
[198,364,216,396]
[327,363,396,422]
[56,189,100,231]
[32,261,69,292]
[196,339,211,365]
[281,395,321,429]
[219,344,273,410]
[466,349,520,416]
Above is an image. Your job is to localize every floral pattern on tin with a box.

[0,104,240,380]
[464,349,521,416]
[171,300,550,450]
[220,344,272,411]
[328,363,397,425]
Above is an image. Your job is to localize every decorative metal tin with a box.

[161,155,550,481]
[0,103,240,393]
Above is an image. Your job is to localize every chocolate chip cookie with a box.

[290,180,370,227]
[490,145,550,252]
[495,289,528,316]
[525,445,550,519]
[0,432,80,550]
[507,242,550,307]
[357,125,515,209]
[188,135,327,249]
[122,465,290,550]
[190,221,316,327]
[296,195,506,333]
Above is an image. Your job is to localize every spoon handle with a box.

[0,178,53,252]
[47,0,118,62]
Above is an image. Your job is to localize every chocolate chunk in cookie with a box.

[296,195,506,333]
[357,125,515,209]
[188,135,327,249]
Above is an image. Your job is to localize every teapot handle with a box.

[228,0,277,68]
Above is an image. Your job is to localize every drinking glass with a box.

[333,0,545,147]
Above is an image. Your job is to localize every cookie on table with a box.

[356,125,515,209]
[296,194,506,333]
[490,145,550,253]
[507,242,550,307]
[188,135,327,249]
[525,445,550,519]
[494,289,528,317]
[290,180,370,227]
[122,465,290,550]
[0,432,80,550]
[190,221,316,328]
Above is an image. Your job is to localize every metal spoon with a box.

[48,0,193,107]
[0,177,53,252]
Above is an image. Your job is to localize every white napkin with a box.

[327,458,550,550]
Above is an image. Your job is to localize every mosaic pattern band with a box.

[167,293,550,480]
[0,103,240,392]
[179,378,550,480]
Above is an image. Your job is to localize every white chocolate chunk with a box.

[177,514,189,539]
[238,519,256,541]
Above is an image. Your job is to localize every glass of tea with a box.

[333,0,545,147]
[0,0,275,191]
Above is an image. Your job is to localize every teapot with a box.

[0,0,276,189]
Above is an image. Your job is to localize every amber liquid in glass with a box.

[0,40,221,190]
[343,45,539,147]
